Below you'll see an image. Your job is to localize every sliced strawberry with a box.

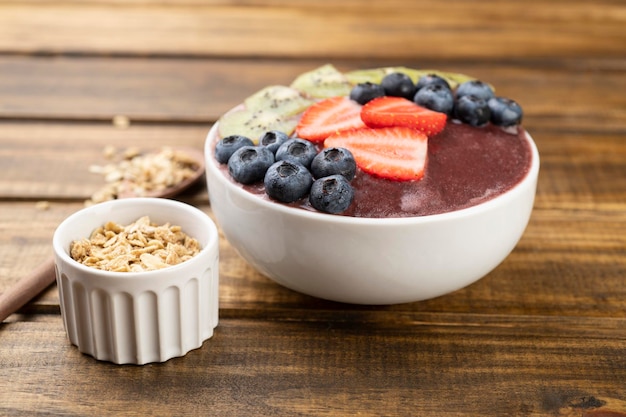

[324,127,428,181]
[360,96,447,136]
[296,96,365,142]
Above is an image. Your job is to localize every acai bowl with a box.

[204,64,539,305]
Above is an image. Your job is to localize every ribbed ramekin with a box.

[53,198,219,365]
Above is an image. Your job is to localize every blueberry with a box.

[275,138,318,168]
[381,72,416,100]
[349,82,386,105]
[215,135,254,164]
[456,80,495,101]
[415,74,450,91]
[309,175,354,214]
[488,97,523,126]
[228,146,275,184]
[310,147,357,181]
[453,95,491,126]
[264,161,313,203]
[259,130,290,154]
[413,84,454,115]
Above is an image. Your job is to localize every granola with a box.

[86,147,200,205]
[70,216,201,272]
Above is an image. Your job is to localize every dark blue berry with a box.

[381,72,416,100]
[215,135,254,164]
[454,95,491,126]
[228,146,275,184]
[259,130,290,154]
[413,84,454,115]
[309,175,354,214]
[349,82,385,105]
[415,74,450,91]
[488,97,523,127]
[456,80,495,101]
[310,147,357,181]
[264,161,313,203]
[275,138,318,168]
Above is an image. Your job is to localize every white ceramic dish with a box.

[53,198,219,364]
[205,123,539,305]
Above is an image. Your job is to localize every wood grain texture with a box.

[2,193,625,318]
[0,0,624,60]
[1,57,625,133]
[2,122,625,203]
[0,122,210,198]
[2,0,626,414]
[1,317,626,416]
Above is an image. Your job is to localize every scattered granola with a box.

[35,201,50,210]
[86,147,200,206]
[70,216,201,272]
[112,115,131,129]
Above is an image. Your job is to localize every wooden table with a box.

[1,1,625,415]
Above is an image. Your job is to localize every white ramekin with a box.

[53,198,219,364]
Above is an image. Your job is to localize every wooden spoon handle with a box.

[0,256,56,322]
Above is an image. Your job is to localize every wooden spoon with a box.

[0,147,206,323]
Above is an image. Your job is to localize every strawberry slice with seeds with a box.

[361,96,447,136]
[296,96,366,142]
[324,127,428,181]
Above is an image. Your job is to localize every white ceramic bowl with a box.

[205,124,539,305]
[53,198,219,364]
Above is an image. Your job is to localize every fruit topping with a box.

[264,160,314,203]
[413,84,455,115]
[290,64,352,98]
[245,85,314,116]
[381,72,417,100]
[345,67,478,90]
[349,82,386,105]
[344,66,422,85]
[324,127,428,182]
[215,134,254,164]
[415,73,451,91]
[431,70,483,91]
[456,80,495,101]
[275,138,318,168]
[227,146,275,184]
[310,147,357,181]
[453,95,491,127]
[296,96,366,142]
[259,130,290,154]
[309,175,355,214]
[218,108,299,144]
[360,96,447,136]
[213,64,529,217]
[488,97,523,127]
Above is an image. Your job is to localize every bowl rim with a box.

[53,197,218,280]
[205,122,540,227]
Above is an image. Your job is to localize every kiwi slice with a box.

[290,64,352,98]
[245,85,314,116]
[218,108,299,143]
[344,66,422,85]
[344,67,480,90]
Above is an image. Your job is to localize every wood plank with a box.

[1,316,626,416]
[1,56,625,133]
[2,190,625,319]
[0,122,211,199]
[0,1,624,60]
[3,1,626,412]
[2,123,625,202]
[1,123,625,318]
